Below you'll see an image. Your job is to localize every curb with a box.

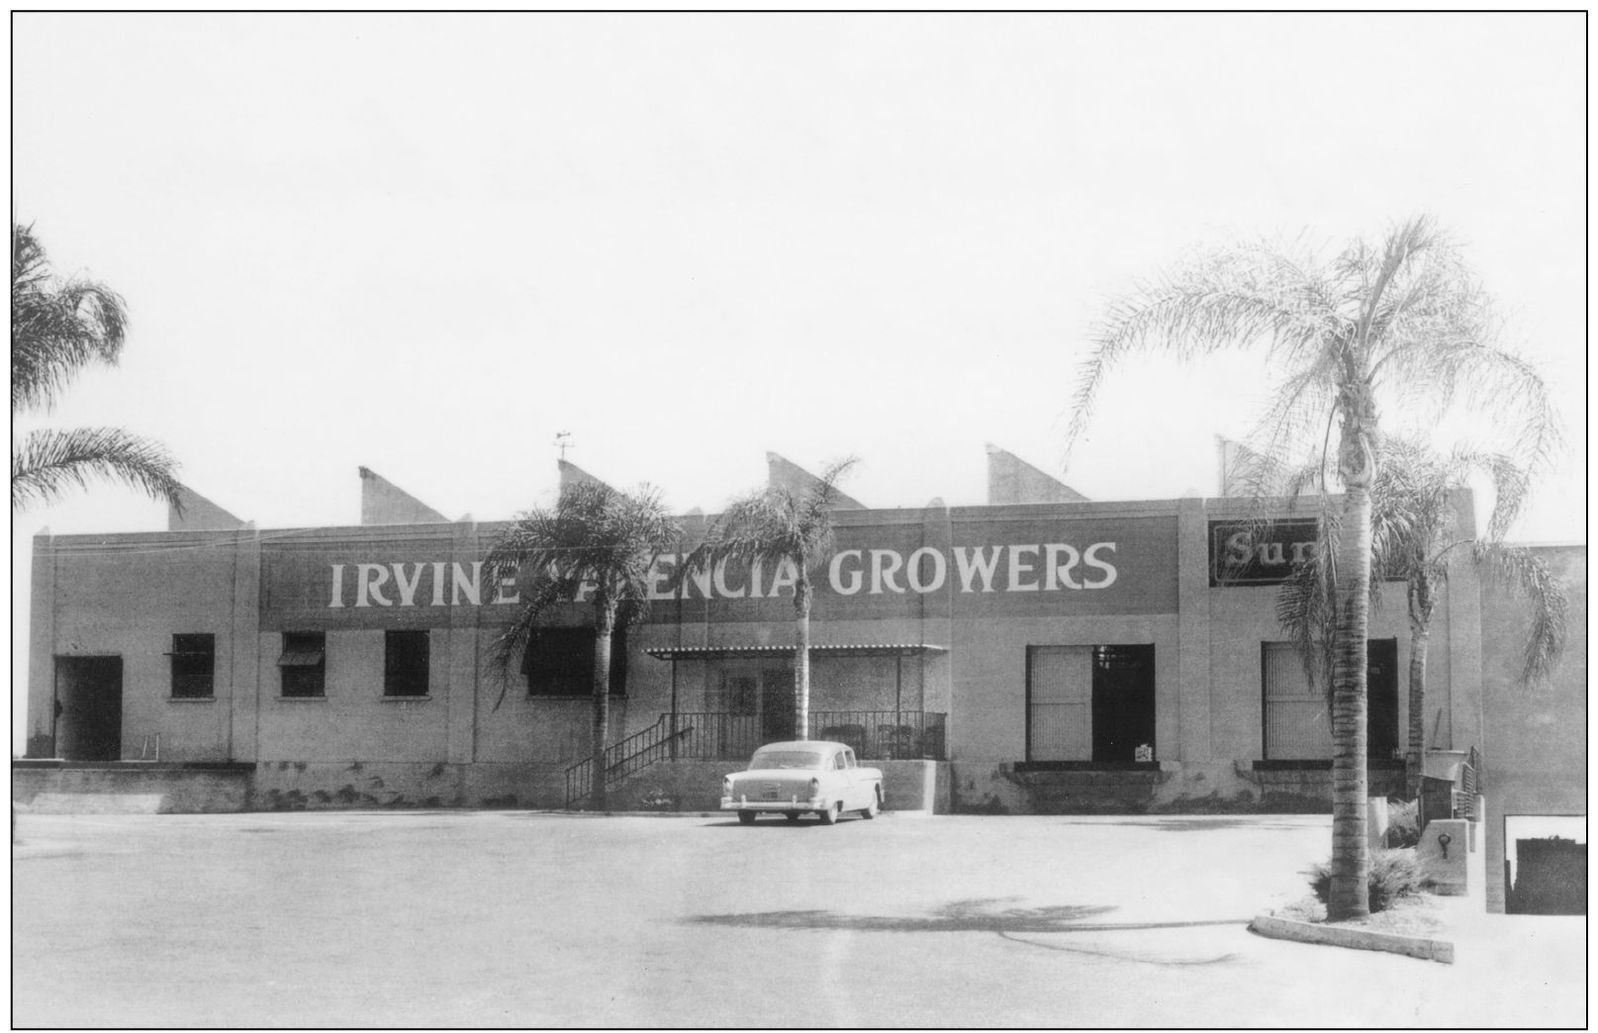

[1249,913,1454,964]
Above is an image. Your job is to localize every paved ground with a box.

[12,811,1586,1028]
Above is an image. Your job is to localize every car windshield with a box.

[749,750,826,770]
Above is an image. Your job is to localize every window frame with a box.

[383,629,431,698]
[522,626,627,698]
[167,633,216,699]
[279,631,327,699]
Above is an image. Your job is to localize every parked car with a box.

[722,740,884,825]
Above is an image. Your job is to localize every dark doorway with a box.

[1366,639,1399,761]
[54,656,124,761]
[1092,645,1155,763]
[759,667,795,742]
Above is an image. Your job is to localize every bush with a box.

[1308,848,1429,913]
[1385,798,1421,849]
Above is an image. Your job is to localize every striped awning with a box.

[645,643,946,660]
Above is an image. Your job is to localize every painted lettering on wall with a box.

[327,562,521,608]
[322,542,1121,609]
[1207,519,1321,586]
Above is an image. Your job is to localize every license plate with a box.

[762,784,780,800]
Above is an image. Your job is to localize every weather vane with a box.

[554,431,572,461]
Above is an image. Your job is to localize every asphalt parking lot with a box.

[12,810,1586,1028]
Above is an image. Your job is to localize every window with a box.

[168,634,215,698]
[278,632,326,698]
[523,626,627,697]
[384,630,430,697]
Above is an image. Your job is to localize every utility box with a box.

[1420,818,1476,897]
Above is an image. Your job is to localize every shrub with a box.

[1307,848,1429,913]
[1385,798,1421,848]
[638,787,676,811]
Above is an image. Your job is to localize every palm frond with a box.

[482,479,681,691]
[12,224,129,413]
[1275,547,1338,698]
[1474,543,1568,687]
[1066,240,1342,461]
[682,456,857,592]
[11,427,181,511]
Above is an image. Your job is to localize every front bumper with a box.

[721,793,827,813]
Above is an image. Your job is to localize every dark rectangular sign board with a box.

[1208,518,1321,586]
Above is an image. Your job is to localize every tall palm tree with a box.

[680,457,859,743]
[1276,437,1567,799]
[483,480,681,810]
[11,223,181,512]
[1068,217,1556,920]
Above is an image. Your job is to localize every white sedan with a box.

[722,740,884,825]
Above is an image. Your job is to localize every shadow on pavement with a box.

[1056,818,1315,833]
[684,898,1246,966]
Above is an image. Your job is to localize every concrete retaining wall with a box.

[949,761,1408,815]
[13,763,253,814]
[251,761,568,810]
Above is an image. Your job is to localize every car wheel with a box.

[818,802,841,825]
[784,812,801,822]
[737,811,756,825]
[861,790,880,819]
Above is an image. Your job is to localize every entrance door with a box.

[759,668,795,742]
[1027,646,1092,761]
[55,656,124,761]
[1262,638,1399,761]
[1366,639,1399,762]
[1091,645,1156,763]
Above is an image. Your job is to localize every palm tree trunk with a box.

[1405,580,1435,800]
[794,572,811,741]
[1329,431,1374,922]
[590,604,615,810]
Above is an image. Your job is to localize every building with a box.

[17,448,1584,912]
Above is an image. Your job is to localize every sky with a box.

[9,13,1587,753]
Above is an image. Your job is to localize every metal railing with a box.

[807,710,947,761]
[563,714,693,809]
[562,709,950,807]
[654,709,947,762]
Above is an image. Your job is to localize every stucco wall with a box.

[28,530,257,762]
[27,495,1525,819]
[1480,545,1587,913]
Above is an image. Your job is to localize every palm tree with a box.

[1276,437,1567,799]
[11,223,181,512]
[483,480,681,810]
[1068,217,1556,920]
[680,457,859,743]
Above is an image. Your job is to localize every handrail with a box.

[564,715,695,809]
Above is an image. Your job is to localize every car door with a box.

[837,747,861,809]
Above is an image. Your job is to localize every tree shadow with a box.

[684,898,1244,966]
[1055,818,1315,833]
